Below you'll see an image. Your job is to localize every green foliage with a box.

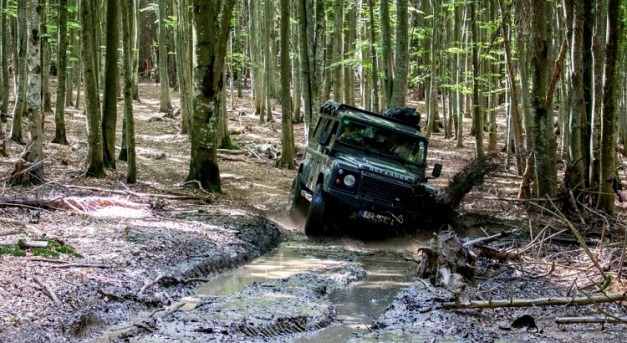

[0,239,82,259]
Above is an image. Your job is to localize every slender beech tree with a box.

[23,0,44,184]
[367,0,379,112]
[567,0,586,193]
[158,0,172,112]
[41,0,52,114]
[389,0,409,108]
[470,1,484,159]
[52,0,70,144]
[121,0,136,183]
[80,0,105,177]
[380,0,393,107]
[10,1,27,143]
[529,0,556,197]
[187,0,236,192]
[596,0,623,213]
[102,0,120,168]
[0,0,8,122]
[279,0,294,169]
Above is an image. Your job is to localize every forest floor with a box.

[1,82,627,342]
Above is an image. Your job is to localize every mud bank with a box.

[0,206,280,343]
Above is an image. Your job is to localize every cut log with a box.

[442,292,627,309]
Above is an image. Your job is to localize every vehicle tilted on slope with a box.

[289,100,443,236]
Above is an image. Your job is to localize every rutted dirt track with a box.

[1,84,627,342]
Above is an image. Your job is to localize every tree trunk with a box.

[567,0,586,193]
[0,0,9,121]
[80,0,105,177]
[187,0,236,192]
[368,0,379,112]
[102,0,120,169]
[52,0,70,145]
[380,0,393,107]
[10,1,28,143]
[529,0,556,197]
[158,0,171,112]
[470,1,484,159]
[121,0,136,183]
[41,0,52,114]
[296,0,314,138]
[262,0,272,122]
[279,0,294,169]
[389,0,409,108]
[24,0,44,184]
[596,0,622,213]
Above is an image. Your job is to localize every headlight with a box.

[343,174,356,187]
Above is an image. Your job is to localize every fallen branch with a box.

[442,292,627,309]
[0,217,26,228]
[556,316,627,324]
[49,263,113,269]
[66,185,206,200]
[463,230,514,247]
[139,274,166,295]
[475,245,520,260]
[33,277,61,304]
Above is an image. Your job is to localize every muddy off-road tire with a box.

[304,184,332,237]
[289,174,308,217]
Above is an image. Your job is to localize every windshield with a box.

[337,120,426,165]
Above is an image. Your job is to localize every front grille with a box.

[357,172,412,209]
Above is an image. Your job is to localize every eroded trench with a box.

[96,227,437,343]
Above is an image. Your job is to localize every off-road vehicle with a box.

[289,100,442,236]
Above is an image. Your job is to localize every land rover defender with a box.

[289,100,442,236]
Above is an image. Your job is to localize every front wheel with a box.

[305,184,334,237]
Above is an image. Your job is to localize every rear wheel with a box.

[288,173,308,217]
[305,184,333,237]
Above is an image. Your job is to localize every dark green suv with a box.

[289,100,442,236]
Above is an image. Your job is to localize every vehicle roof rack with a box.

[320,100,421,130]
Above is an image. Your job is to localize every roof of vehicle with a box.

[320,101,425,138]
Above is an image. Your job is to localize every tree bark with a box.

[158,0,172,112]
[80,0,105,177]
[0,0,8,122]
[389,0,409,108]
[187,0,236,192]
[10,1,28,143]
[470,1,484,159]
[121,0,136,183]
[279,0,294,169]
[24,0,44,184]
[596,0,622,213]
[52,0,70,145]
[380,0,393,107]
[101,0,120,168]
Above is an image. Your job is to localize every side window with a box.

[326,120,339,145]
[311,118,327,144]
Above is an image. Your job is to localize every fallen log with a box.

[442,291,627,309]
[33,277,61,304]
[555,316,627,324]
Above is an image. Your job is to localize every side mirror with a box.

[319,131,331,146]
[432,163,442,178]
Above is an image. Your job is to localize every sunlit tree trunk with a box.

[187,0,236,192]
[262,0,272,122]
[24,0,44,184]
[80,0,105,177]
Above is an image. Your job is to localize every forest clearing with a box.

[0,83,626,342]
[1,0,627,342]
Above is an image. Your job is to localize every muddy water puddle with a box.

[195,235,432,342]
